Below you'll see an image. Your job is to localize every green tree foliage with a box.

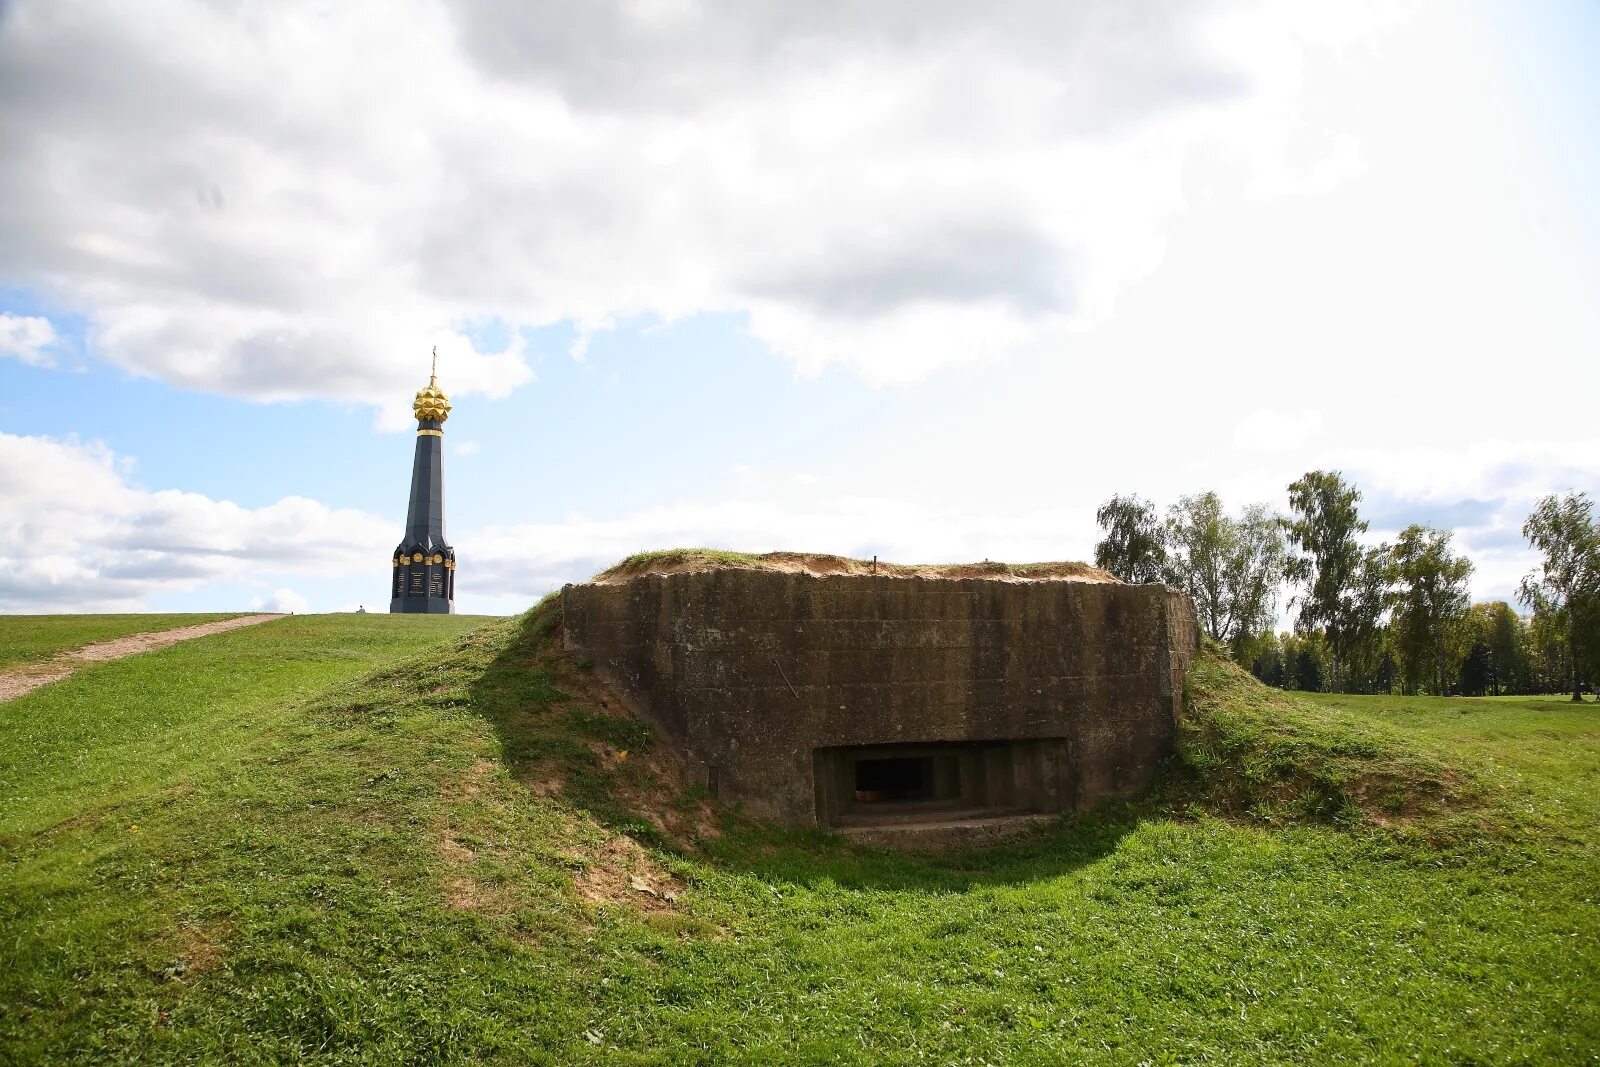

[1389,525,1474,695]
[1458,602,1532,696]
[1250,638,1287,688]
[1459,640,1491,696]
[1093,494,1168,584]
[1486,601,1531,694]
[1284,471,1389,692]
[1103,476,1599,700]
[1342,544,1396,693]
[1576,595,1600,696]
[1164,494,1289,660]
[1234,506,1291,628]
[1518,492,1600,701]
[1528,608,1574,695]
[1295,644,1323,693]
[1251,631,1328,692]
[1165,493,1230,632]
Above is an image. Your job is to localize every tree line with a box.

[1093,473,1600,701]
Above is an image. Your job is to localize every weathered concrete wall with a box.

[562,569,1198,827]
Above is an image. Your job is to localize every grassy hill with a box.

[2,604,1596,1064]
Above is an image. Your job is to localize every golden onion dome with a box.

[413,378,451,423]
[412,346,451,423]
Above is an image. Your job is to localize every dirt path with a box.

[0,614,282,703]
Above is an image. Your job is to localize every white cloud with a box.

[1343,440,1600,505]
[4,428,1589,616]
[0,429,1106,614]
[0,0,1403,406]
[0,312,57,365]
[0,432,392,611]
[252,588,309,614]
[454,441,481,456]
[1232,408,1325,453]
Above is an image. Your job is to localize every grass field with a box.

[2,607,1596,1064]
[0,613,246,669]
[1303,691,1600,824]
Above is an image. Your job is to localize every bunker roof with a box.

[588,549,1122,586]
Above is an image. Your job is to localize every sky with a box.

[2,0,1597,617]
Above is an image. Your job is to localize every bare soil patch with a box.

[0,614,281,702]
[574,834,684,913]
[438,836,489,911]
[439,758,500,802]
[170,924,224,979]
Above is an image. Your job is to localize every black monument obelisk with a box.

[390,348,456,614]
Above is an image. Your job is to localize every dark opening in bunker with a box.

[815,739,1071,827]
[854,756,935,802]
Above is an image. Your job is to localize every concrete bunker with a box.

[563,554,1198,844]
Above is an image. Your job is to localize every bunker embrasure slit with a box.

[814,739,1072,828]
[854,754,950,803]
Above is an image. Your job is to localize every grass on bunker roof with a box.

[1,603,1596,1064]
[595,547,1116,583]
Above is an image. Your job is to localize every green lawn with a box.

[0,613,246,669]
[1,610,1596,1064]
[1304,691,1600,824]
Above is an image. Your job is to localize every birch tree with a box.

[1519,493,1600,702]
[1093,495,1168,584]
[1390,525,1474,695]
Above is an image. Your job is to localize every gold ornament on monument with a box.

[412,346,452,423]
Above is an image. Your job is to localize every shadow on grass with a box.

[465,599,1141,893]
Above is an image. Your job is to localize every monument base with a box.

[389,596,455,614]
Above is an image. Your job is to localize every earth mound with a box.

[1170,642,1479,826]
